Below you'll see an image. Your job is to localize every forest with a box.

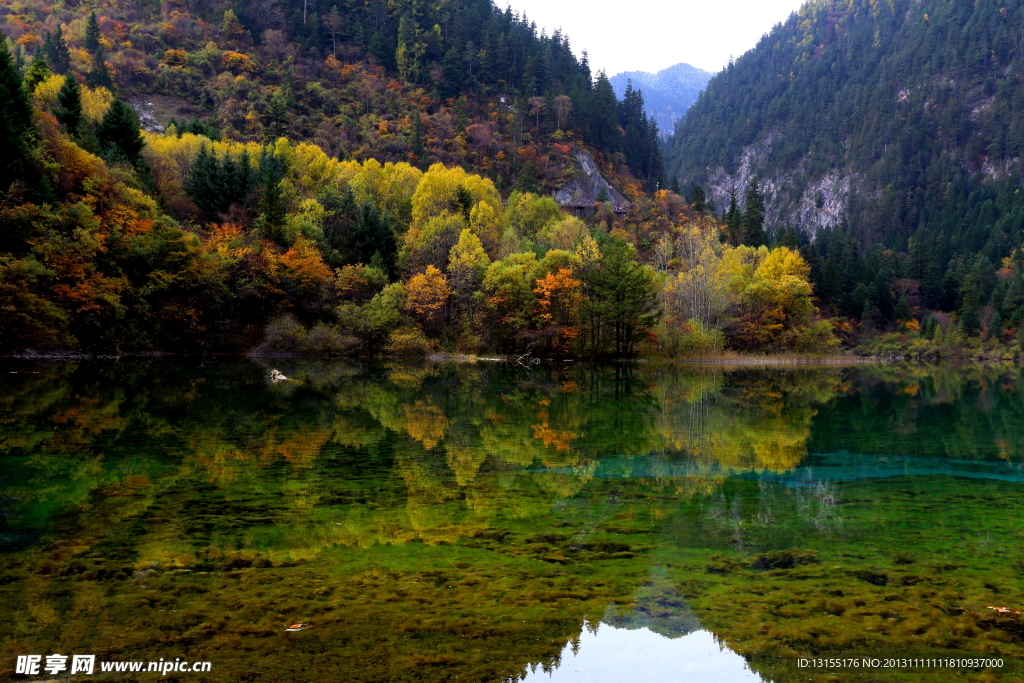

[667,0,1024,357]
[0,0,839,357]
[6,0,1023,358]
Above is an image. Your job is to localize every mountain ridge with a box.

[610,62,713,135]
[665,0,1024,252]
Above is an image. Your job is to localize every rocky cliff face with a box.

[553,148,630,208]
[704,134,858,236]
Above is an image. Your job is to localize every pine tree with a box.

[0,40,37,197]
[587,71,622,157]
[306,12,323,53]
[234,150,255,206]
[777,226,801,249]
[255,148,289,244]
[263,89,289,140]
[350,200,397,273]
[87,48,113,90]
[55,74,83,135]
[1002,276,1024,317]
[85,11,102,54]
[441,46,465,98]
[97,99,145,162]
[44,26,71,73]
[579,237,661,356]
[725,187,741,244]
[186,145,219,218]
[960,307,980,337]
[987,311,1003,342]
[895,295,913,323]
[741,181,766,246]
[688,184,706,213]
[12,45,25,73]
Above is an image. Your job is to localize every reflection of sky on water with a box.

[521,626,765,683]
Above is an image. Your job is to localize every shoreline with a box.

[3,350,1021,366]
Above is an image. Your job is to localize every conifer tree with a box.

[186,145,220,218]
[350,200,397,273]
[87,48,113,90]
[960,307,980,337]
[987,311,1003,342]
[741,181,766,246]
[263,89,289,140]
[587,71,622,157]
[255,148,289,244]
[895,295,913,323]
[688,184,706,212]
[97,99,144,162]
[725,187,741,244]
[85,11,102,53]
[0,40,37,196]
[579,237,661,356]
[12,45,25,73]
[441,46,465,98]
[306,12,323,52]
[43,27,71,74]
[234,150,254,205]
[55,74,83,135]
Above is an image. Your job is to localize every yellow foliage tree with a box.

[410,163,504,231]
[33,75,113,123]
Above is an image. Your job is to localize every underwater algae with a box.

[2,360,1024,681]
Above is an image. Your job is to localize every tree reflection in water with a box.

[1,359,1023,682]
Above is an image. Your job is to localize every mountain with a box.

[610,63,713,134]
[665,0,1024,253]
[664,0,1024,344]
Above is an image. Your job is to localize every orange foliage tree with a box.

[404,265,452,335]
[533,268,582,354]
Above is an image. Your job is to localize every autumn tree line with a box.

[0,33,839,357]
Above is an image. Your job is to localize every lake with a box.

[1,359,1022,682]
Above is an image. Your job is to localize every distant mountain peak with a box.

[610,63,714,134]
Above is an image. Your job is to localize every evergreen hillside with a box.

[666,0,1024,253]
[610,62,713,134]
[666,0,1024,354]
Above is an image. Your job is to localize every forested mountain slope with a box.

[611,62,713,133]
[1,0,662,190]
[666,0,1024,254]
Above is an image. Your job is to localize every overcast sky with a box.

[504,0,809,76]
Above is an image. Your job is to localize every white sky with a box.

[504,0,808,75]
